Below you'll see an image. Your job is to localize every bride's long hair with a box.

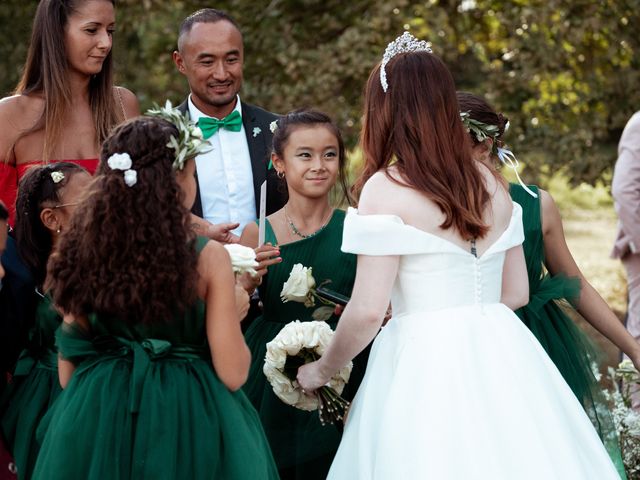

[355,51,490,239]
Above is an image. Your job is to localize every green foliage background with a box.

[1,0,638,184]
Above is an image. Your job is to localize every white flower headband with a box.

[107,152,137,187]
[146,100,212,171]
[380,31,433,93]
[50,171,65,184]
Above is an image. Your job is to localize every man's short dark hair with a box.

[178,9,241,50]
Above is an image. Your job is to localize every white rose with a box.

[223,244,258,276]
[270,120,278,133]
[50,171,65,184]
[123,169,137,187]
[280,264,316,304]
[107,152,132,171]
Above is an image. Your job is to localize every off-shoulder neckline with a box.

[346,202,522,260]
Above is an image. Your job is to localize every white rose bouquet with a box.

[223,244,259,276]
[263,320,352,425]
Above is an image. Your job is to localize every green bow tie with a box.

[197,110,242,139]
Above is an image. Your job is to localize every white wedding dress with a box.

[328,205,619,479]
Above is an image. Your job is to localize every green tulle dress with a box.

[31,237,278,480]
[510,184,626,478]
[244,209,365,480]
[1,294,62,480]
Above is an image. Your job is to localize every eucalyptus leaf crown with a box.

[459,111,537,198]
[145,100,211,171]
[380,31,433,93]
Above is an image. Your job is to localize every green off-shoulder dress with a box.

[510,184,625,478]
[244,209,366,480]
[1,294,62,480]
[31,237,279,480]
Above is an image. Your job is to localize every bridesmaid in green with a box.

[1,162,90,480]
[458,91,640,477]
[31,115,278,480]
[240,109,365,480]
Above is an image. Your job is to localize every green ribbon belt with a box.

[197,110,242,139]
[75,335,208,414]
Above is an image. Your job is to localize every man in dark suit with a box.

[173,8,286,243]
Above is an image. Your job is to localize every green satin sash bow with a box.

[526,273,581,313]
[197,110,242,139]
[80,335,208,414]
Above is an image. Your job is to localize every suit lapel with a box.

[242,102,268,215]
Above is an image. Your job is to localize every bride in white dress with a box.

[296,33,620,479]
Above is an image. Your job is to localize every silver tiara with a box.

[380,31,433,93]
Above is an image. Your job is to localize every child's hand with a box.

[239,243,281,293]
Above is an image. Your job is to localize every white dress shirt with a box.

[188,95,256,235]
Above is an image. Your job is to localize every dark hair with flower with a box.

[457,91,537,198]
[46,117,199,325]
[146,100,211,170]
[16,162,86,285]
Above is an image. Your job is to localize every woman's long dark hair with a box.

[47,117,199,325]
[15,162,86,285]
[14,0,119,161]
[356,51,490,239]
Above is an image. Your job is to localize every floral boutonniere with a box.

[253,127,262,137]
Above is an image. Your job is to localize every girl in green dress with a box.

[31,116,278,480]
[458,91,640,477]
[1,162,90,480]
[240,109,365,479]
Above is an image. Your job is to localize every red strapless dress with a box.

[0,159,99,226]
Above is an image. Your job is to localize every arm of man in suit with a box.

[612,114,640,254]
[189,213,240,244]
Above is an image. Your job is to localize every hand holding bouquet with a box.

[263,320,352,425]
[223,244,259,276]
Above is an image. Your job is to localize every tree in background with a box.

[0,0,637,184]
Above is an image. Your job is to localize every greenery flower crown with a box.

[146,100,211,170]
[459,111,502,155]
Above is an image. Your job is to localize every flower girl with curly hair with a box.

[32,115,278,479]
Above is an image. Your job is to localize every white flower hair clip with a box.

[269,120,278,133]
[107,152,137,187]
[50,171,65,184]
[380,31,432,93]
[146,100,212,171]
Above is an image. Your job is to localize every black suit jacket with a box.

[177,99,287,221]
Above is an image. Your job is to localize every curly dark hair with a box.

[47,117,199,325]
[15,162,87,285]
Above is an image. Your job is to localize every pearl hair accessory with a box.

[380,31,433,93]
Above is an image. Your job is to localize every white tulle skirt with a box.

[328,303,620,479]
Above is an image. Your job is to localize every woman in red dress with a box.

[0,0,139,226]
